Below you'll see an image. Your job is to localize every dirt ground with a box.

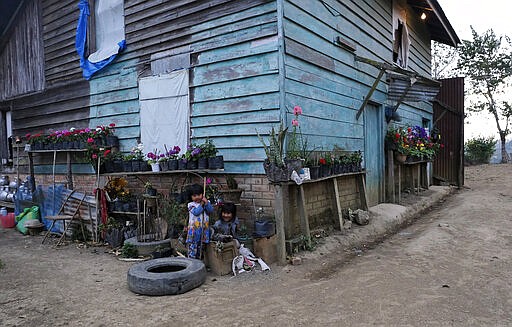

[1,164,512,326]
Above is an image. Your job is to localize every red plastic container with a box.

[0,213,16,228]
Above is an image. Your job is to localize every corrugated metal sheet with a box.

[387,73,441,102]
[432,77,464,187]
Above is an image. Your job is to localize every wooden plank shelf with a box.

[28,149,87,153]
[102,169,225,176]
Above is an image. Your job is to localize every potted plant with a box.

[165,145,180,170]
[200,138,223,169]
[160,195,187,239]
[100,216,124,248]
[285,105,306,172]
[258,124,289,183]
[130,142,145,172]
[218,175,244,204]
[146,150,161,172]
[144,181,157,196]
[182,145,201,170]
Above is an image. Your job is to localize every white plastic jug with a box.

[0,207,7,217]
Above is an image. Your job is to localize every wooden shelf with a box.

[28,149,87,153]
[275,170,366,185]
[102,169,225,176]
[109,211,139,216]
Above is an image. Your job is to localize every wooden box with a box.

[205,241,239,276]
[253,235,277,264]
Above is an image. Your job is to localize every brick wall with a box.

[285,175,362,238]
[5,172,363,239]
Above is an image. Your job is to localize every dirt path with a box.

[1,164,512,326]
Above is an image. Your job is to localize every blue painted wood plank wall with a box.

[281,0,435,161]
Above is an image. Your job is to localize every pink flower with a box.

[293,105,302,115]
[87,138,94,144]
[91,154,98,159]
[292,119,299,127]
[206,178,212,185]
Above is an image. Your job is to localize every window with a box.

[138,70,190,153]
[392,1,410,68]
[0,110,13,169]
[88,0,125,63]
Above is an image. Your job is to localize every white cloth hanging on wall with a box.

[88,0,125,63]
[139,70,190,154]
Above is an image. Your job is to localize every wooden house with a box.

[0,0,459,257]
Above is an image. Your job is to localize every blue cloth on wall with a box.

[76,0,126,80]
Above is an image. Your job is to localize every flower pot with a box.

[106,135,119,147]
[168,159,178,171]
[263,160,289,183]
[151,163,160,172]
[186,160,198,170]
[122,161,133,172]
[309,166,320,180]
[142,162,151,171]
[113,160,123,172]
[197,157,209,170]
[103,161,114,173]
[208,155,224,169]
[160,161,169,171]
[178,159,187,170]
[395,153,407,163]
[131,160,141,172]
[146,187,157,197]
[320,165,331,177]
[218,189,243,204]
[285,159,303,173]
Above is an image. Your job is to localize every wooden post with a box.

[297,185,311,247]
[332,177,344,230]
[28,152,36,192]
[67,152,73,190]
[386,150,395,203]
[356,174,369,211]
[398,164,401,204]
[273,184,287,265]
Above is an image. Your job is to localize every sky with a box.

[436,0,512,141]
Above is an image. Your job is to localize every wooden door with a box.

[364,104,384,206]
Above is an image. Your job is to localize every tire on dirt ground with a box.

[127,257,206,295]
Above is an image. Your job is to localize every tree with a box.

[431,41,458,79]
[457,27,512,163]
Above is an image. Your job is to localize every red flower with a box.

[87,138,94,144]
[25,133,31,139]
[103,149,111,157]
[92,154,98,159]
[395,133,400,139]
[109,123,115,127]
[319,158,327,165]
[440,144,444,148]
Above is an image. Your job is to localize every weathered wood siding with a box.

[93,0,279,173]
[0,0,45,100]
[282,0,433,154]
[42,0,84,86]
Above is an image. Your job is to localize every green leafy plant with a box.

[99,216,121,233]
[198,138,218,158]
[121,243,138,258]
[257,124,288,167]
[226,175,238,189]
[464,136,497,164]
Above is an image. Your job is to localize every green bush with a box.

[464,137,497,164]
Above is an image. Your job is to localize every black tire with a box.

[124,236,171,256]
[127,257,206,296]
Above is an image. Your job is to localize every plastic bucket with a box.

[1,213,16,228]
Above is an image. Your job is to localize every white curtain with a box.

[139,70,190,155]
[88,0,125,63]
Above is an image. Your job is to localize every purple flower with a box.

[191,148,201,156]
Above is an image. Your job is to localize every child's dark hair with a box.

[219,202,237,218]
[187,183,203,200]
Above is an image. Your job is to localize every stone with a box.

[290,257,302,265]
[352,209,370,225]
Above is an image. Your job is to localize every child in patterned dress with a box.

[185,183,214,259]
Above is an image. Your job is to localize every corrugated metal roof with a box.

[387,73,441,102]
